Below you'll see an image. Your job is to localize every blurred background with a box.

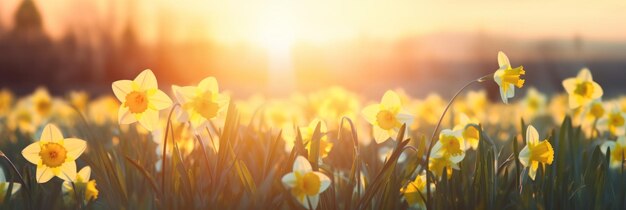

[0,0,625,99]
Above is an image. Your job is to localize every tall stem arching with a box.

[424,74,492,209]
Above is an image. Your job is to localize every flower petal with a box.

[361,104,380,124]
[149,90,173,110]
[134,69,158,90]
[497,51,510,68]
[138,109,159,131]
[591,82,603,99]
[303,195,319,210]
[293,156,312,173]
[281,172,297,188]
[64,138,87,161]
[499,86,508,104]
[380,90,401,111]
[112,80,133,102]
[600,141,616,155]
[172,85,196,105]
[36,166,55,183]
[373,126,391,144]
[58,161,77,182]
[118,106,136,125]
[562,78,577,94]
[198,77,219,93]
[22,142,41,165]
[578,68,592,81]
[78,166,91,180]
[526,125,539,145]
[519,146,530,167]
[314,172,331,193]
[40,124,64,143]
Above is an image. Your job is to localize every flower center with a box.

[590,103,604,118]
[124,91,148,114]
[39,142,68,168]
[294,171,321,197]
[35,99,51,116]
[609,113,625,127]
[574,81,594,98]
[376,110,396,130]
[440,135,463,156]
[529,141,554,164]
[502,66,526,88]
[192,92,219,120]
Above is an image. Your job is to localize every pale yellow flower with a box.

[521,87,547,119]
[362,90,413,143]
[281,156,331,210]
[30,87,53,118]
[431,129,466,162]
[299,119,333,159]
[562,68,603,109]
[68,90,89,112]
[428,155,459,179]
[172,77,228,130]
[21,124,87,183]
[62,166,98,203]
[112,69,173,131]
[453,114,480,150]
[600,136,626,168]
[401,173,432,209]
[493,51,525,104]
[88,96,120,125]
[519,125,554,180]
[0,168,21,203]
[316,86,360,127]
[598,107,626,136]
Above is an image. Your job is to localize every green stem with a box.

[424,74,491,209]
[161,104,181,200]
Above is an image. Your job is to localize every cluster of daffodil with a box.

[0,51,625,209]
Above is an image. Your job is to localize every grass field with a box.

[0,51,625,210]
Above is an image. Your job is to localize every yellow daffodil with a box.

[493,51,525,104]
[316,86,360,127]
[0,168,21,203]
[282,156,331,210]
[601,136,626,168]
[88,96,120,126]
[112,69,173,131]
[62,166,98,204]
[521,87,547,119]
[454,114,480,150]
[172,77,228,130]
[519,125,554,180]
[401,173,433,209]
[68,90,89,112]
[562,68,603,109]
[30,87,53,118]
[431,129,466,160]
[299,119,333,159]
[362,90,413,143]
[598,107,626,136]
[21,123,87,183]
[428,156,459,179]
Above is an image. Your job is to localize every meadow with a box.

[0,51,625,210]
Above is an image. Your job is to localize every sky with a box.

[1,0,625,46]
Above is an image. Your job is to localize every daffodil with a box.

[428,156,459,179]
[401,173,433,209]
[299,119,333,159]
[282,156,331,210]
[29,87,53,119]
[0,89,13,117]
[431,129,466,161]
[0,168,21,203]
[519,125,554,180]
[562,68,603,109]
[68,90,89,112]
[493,51,525,104]
[362,90,414,143]
[88,96,120,125]
[454,114,480,150]
[598,107,626,136]
[21,123,87,183]
[62,166,98,204]
[600,136,626,168]
[521,87,547,119]
[316,86,360,127]
[172,77,228,130]
[112,69,173,131]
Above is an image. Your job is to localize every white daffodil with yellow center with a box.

[62,166,98,204]
[0,168,21,204]
[112,69,172,131]
[519,125,554,180]
[172,77,228,130]
[598,108,626,136]
[493,51,525,104]
[21,124,87,183]
[362,90,413,143]
[282,156,331,210]
[601,136,626,168]
[562,68,603,109]
[401,173,433,209]
[454,114,480,150]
